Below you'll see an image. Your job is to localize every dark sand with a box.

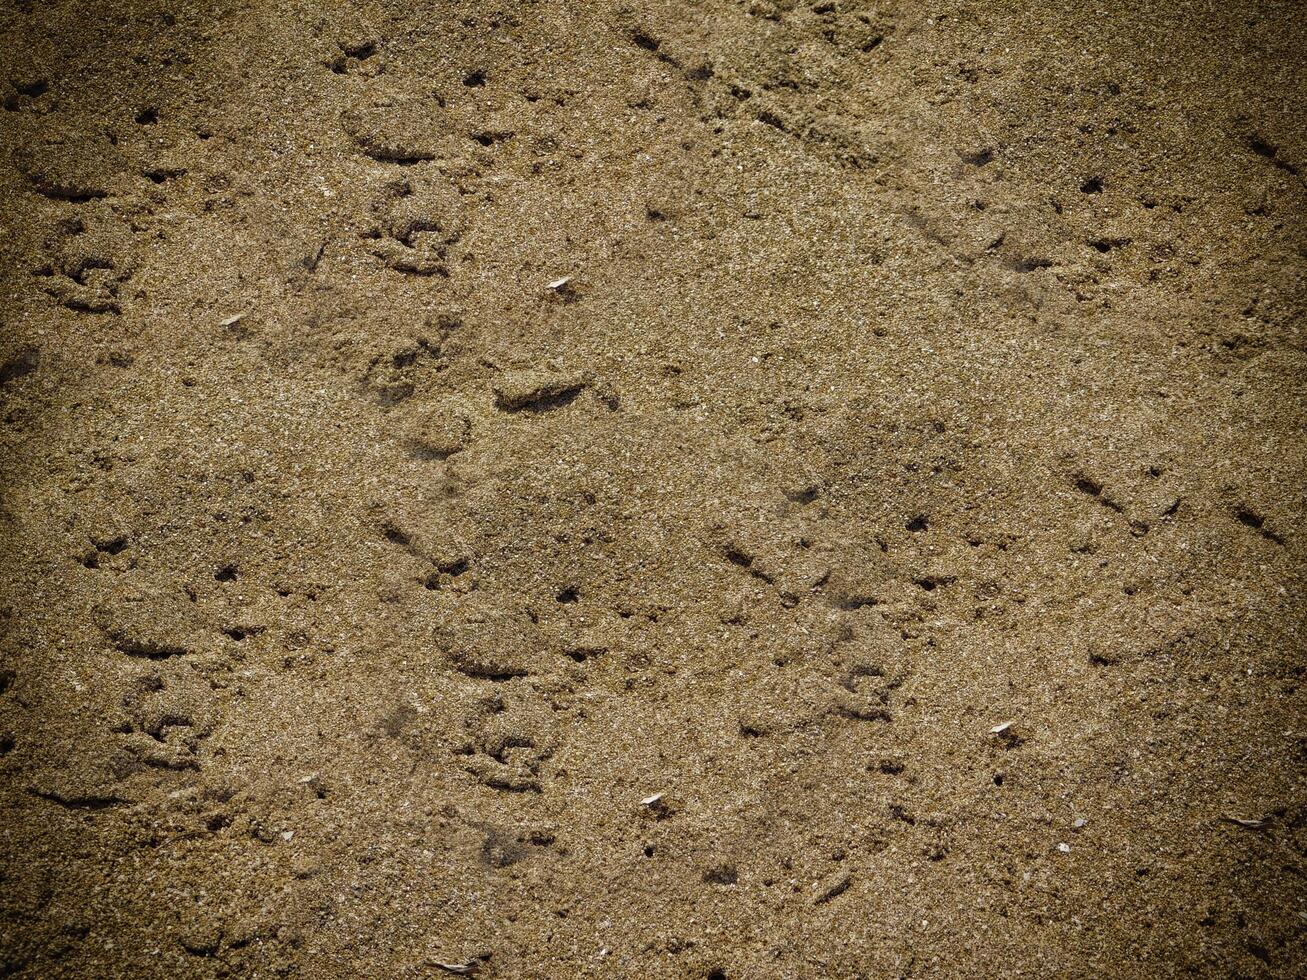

[1,1,1305,977]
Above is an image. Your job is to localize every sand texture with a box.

[0,1,1305,977]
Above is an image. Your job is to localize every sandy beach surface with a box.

[0,1,1304,976]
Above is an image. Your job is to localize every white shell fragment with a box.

[989,721,1014,734]
[640,792,664,806]
[219,312,246,327]
[813,871,853,904]
[432,961,480,975]
[1222,816,1267,829]
[546,275,572,290]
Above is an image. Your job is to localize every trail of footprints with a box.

[50,439,1278,834]
[6,19,1296,960]
[624,6,899,171]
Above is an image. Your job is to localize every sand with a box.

[0,1,1304,977]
